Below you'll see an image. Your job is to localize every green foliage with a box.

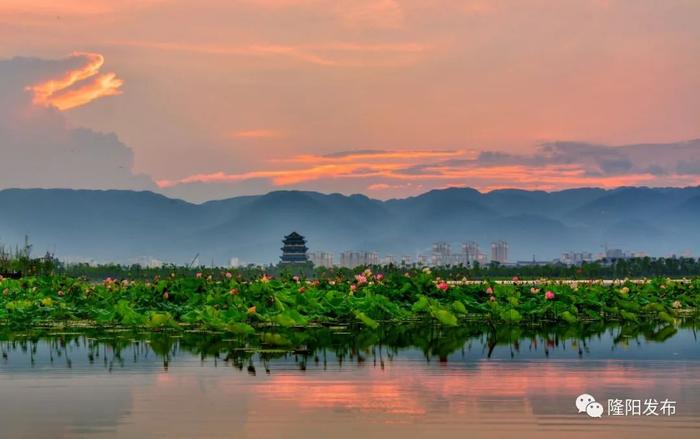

[0,270,697,333]
[500,309,523,324]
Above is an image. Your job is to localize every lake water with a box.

[1,323,699,438]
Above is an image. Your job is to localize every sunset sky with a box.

[1,0,699,202]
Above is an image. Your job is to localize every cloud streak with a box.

[159,141,700,200]
[110,40,429,67]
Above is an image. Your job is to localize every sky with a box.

[1,0,699,202]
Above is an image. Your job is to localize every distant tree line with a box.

[2,238,700,280]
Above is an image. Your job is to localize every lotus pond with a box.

[1,321,699,438]
[1,271,698,332]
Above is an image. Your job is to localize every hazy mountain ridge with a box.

[1,187,699,265]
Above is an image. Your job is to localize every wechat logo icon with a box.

[576,393,603,418]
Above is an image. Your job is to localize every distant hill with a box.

[1,186,699,264]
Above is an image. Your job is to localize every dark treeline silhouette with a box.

[4,254,700,281]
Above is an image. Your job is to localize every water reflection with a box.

[0,322,699,438]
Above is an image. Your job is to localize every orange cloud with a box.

[26,52,123,111]
[156,146,683,196]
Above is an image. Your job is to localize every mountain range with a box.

[1,186,699,265]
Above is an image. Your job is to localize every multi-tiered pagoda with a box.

[280,232,309,264]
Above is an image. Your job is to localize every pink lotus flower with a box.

[489,295,496,302]
[298,287,306,294]
[486,287,494,295]
[375,273,385,282]
[195,272,202,279]
[225,272,232,279]
[229,288,239,296]
[350,284,357,293]
[292,275,301,283]
[437,281,449,291]
[261,274,272,283]
[163,291,170,300]
[545,290,555,300]
[530,287,540,294]
[355,274,368,285]
[512,276,519,282]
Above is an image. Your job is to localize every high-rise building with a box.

[463,241,480,265]
[339,251,379,268]
[362,251,380,266]
[400,255,413,266]
[308,251,334,268]
[339,251,359,268]
[431,242,451,266]
[491,240,508,264]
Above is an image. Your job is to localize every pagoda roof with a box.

[284,231,304,239]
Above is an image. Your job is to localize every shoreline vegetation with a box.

[1,266,698,335]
